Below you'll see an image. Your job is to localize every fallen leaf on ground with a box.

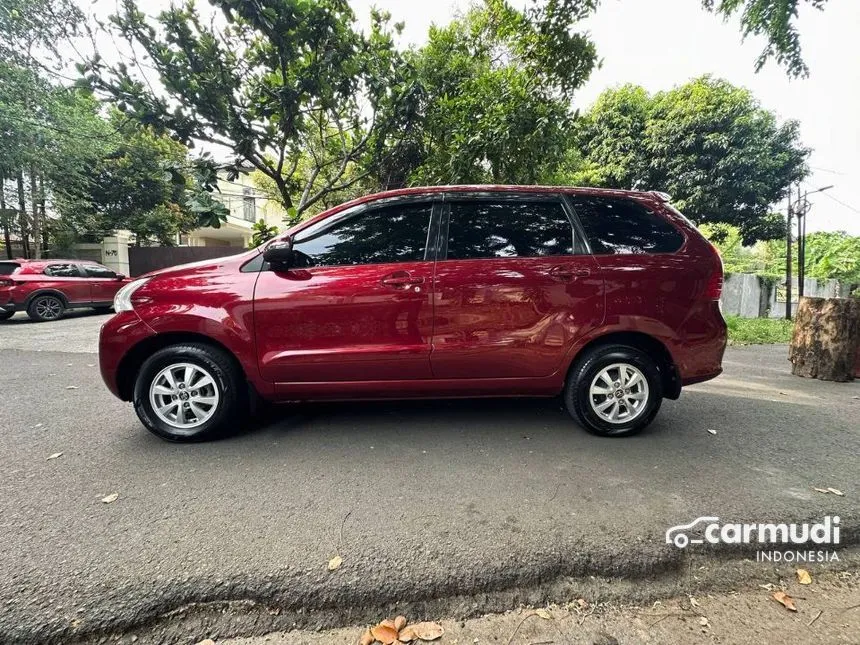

[33,423,43,428]
[359,629,374,645]
[194,640,215,645]
[370,622,399,644]
[394,615,407,631]
[46,452,63,460]
[327,555,343,571]
[576,598,589,610]
[796,568,812,585]
[827,488,844,496]
[101,493,118,504]
[65,386,79,390]
[813,488,830,494]
[707,428,717,435]
[534,608,553,620]
[699,616,709,626]
[759,583,777,591]
[406,622,444,641]
[689,596,700,608]
[773,591,797,612]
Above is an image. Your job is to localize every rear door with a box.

[79,263,122,304]
[254,199,439,383]
[41,263,91,304]
[430,195,603,379]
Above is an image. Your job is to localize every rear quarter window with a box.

[0,263,20,275]
[570,196,684,255]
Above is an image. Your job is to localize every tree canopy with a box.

[574,77,809,243]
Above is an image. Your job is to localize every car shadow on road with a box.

[0,309,110,324]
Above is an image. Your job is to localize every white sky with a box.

[351,0,860,234]
[82,0,860,234]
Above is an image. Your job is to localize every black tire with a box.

[27,294,66,322]
[133,343,246,442]
[564,344,662,437]
[0,310,13,321]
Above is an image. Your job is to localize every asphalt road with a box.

[1,313,858,644]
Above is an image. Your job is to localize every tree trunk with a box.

[0,170,12,259]
[789,296,860,382]
[16,171,29,258]
[30,165,41,259]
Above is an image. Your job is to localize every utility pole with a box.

[796,185,834,300]
[785,186,792,320]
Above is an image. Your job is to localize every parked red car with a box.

[0,259,131,322]
[99,186,726,441]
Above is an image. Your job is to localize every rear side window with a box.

[571,196,684,255]
[43,263,80,277]
[0,263,19,275]
[292,202,432,267]
[445,200,573,260]
[81,264,116,278]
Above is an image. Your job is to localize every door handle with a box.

[381,272,425,288]
[547,266,590,281]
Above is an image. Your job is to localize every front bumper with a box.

[99,310,157,399]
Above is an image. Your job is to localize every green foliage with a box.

[700,223,860,283]
[576,77,808,244]
[84,0,419,218]
[0,0,84,68]
[250,219,279,248]
[703,0,830,78]
[725,315,794,345]
[394,0,598,186]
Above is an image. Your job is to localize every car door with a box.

[79,263,123,304]
[42,263,91,304]
[430,195,603,379]
[254,199,439,383]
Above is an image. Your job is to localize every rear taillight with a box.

[704,243,724,300]
[0,278,14,287]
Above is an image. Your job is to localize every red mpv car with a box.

[99,186,726,441]
[0,259,131,322]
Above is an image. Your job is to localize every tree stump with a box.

[789,297,860,382]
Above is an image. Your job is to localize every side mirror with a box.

[263,237,295,270]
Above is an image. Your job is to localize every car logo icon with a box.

[666,516,719,548]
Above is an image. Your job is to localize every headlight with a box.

[114,278,151,312]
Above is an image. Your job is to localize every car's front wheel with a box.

[27,294,66,322]
[133,343,246,442]
[565,344,662,437]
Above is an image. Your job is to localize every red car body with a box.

[0,259,131,321]
[99,186,726,437]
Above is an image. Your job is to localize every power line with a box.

[818,190,860,215]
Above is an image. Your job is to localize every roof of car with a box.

[291,185,667,234]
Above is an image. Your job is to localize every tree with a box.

[388,0,598,187]
[703,0,830,78]
[82,0,419,220]
[575,77,809,244]
[250,219,279,248]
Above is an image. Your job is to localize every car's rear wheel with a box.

[27,294,65,322]
[133,343,245,442]
[564,344,662,437]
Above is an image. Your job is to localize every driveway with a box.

[0,318,858,644]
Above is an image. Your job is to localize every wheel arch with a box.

[567,331,681,400]
[25,289,70,309]
[115,331,251,402]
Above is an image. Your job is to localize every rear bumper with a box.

[0,302,15,314]
[99,311,157,399]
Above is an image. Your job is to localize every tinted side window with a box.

[43,264,80,277]
[0,263,19,275]
[292,202,432,267]
[571,197,684,254]
[82,264,116,278]
[446,200,573,260]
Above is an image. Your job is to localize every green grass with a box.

[725,315,795,345]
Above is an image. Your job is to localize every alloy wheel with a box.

[148,362,220,429]
[588,362,650,424]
